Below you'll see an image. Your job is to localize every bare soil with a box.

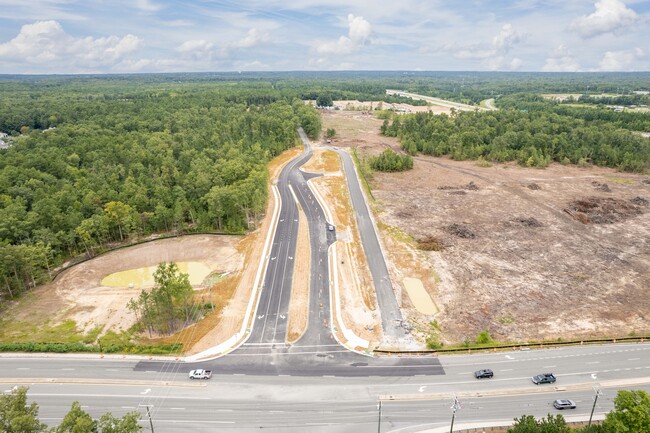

[322,107,650,345]
[303,147,381,346]
[5,235,242,340]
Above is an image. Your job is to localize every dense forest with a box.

[382,93,650,171]
[0,78,320,304]
[2,72,649,307]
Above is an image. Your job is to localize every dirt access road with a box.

[322,106,650,345]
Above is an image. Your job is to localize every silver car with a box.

[553,399,576,410]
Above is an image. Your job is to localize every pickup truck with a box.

[531,373,556,384]
[189,369,212,380]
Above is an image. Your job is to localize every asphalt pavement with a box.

[335,148,407,344]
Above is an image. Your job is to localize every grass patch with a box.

[606,177,636,185]
[377,221,415,246]
[498,315,514,325]
[203,272,228,286]
[0,319,85,344]
[352,148,375,200]
[475,156,492,167]
[417,235,444,251]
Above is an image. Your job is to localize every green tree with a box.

[508,414,539,432]
[129,262,195,335]
[508,414,569,433]
[96,412,142,433]
[326,128,336,139]
[103,201,137,241]
[316,94,333,107]
[602,390,650,432]
[0,386,49,433]
[56,402,95,433]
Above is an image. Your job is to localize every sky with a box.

[0,0,649,74]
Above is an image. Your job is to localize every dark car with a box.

[474,369,494,379]
[553,399,576,410]
[532,373,556,384]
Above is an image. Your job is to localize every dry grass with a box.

[286,204,311,343]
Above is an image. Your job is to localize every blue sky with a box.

[0,0,649,73]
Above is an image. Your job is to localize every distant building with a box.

[0,132,8,149]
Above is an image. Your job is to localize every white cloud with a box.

[0,21,142,71]
[598,47,645,71]
[570,0,639,38]
[314,14,372,55]
[453,24,522,70]
[542,44,581,71]
[235,28,269,48]
[177,39,214,53]
[134,0,162,12]
[493,23,520,52]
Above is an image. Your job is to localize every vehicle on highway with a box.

[189,369,212,380]
[474,369,494,379]
[553,399,576,410]
[532,373,556,384]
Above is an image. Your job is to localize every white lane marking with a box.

[628,358,640,361]
[419,386,427,392]
[591,373,598,379]
[121,406,135,409]
[505,355,514,360]
[62,368,75,371]
[170,407,186,410]
[500,369,513,372]
[140,389,151,395]
[543,365,556,368]
[587,361,600,365]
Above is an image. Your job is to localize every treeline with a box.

[573,93,650,107]
[0,79,320,305]
[382,98,650,172]
[498,93,650,131]
[368,149,413,172]
[272,71,650,106]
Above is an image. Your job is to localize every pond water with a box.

[101,262,212,288]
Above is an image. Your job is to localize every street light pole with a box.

[139,404,155,433]
[450,396,461,433]
[377,400,382,433]
[588,387,603,427]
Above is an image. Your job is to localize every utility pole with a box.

[449,396,461,433]
[139,404,155,433]
[377,400,382,433]
[588,387,603,427]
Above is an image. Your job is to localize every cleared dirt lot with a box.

[322,107,650,345]
[2,235,242,342]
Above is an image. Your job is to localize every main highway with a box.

[2,343,649,431]
[1,130,648,431]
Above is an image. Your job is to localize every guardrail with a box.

[374,335,649,356]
